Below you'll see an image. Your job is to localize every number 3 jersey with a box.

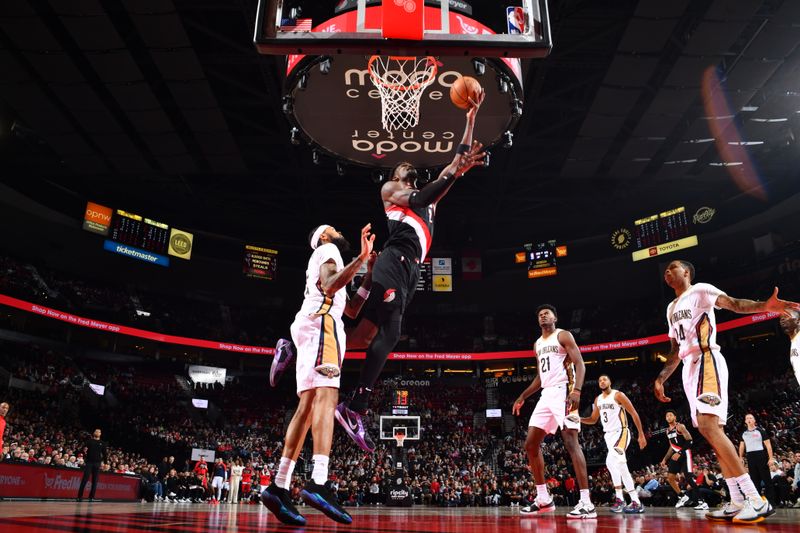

[534,328,575,389]
[666,283,726,361]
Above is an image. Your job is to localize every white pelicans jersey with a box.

[534,329,574,389]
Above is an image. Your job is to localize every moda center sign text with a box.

[285,10,523,168]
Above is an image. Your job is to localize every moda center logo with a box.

[288,54,521,167]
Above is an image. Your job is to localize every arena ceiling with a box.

[1,0,799,253]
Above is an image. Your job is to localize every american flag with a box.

[279,18,312,32]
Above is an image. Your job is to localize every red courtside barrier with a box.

[0,463,140,500]
[0,293,780,361]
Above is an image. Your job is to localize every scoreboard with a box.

[109,210,169,255]
[244,245,278,280]
[632,207,698,262]
[525,240,560,278]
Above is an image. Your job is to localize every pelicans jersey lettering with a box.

[666,283,726,361]
[534,329,574,389]
[597,390,627,434]
[384,203,435,262]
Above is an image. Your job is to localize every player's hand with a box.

[367,251,378,272]
[512,397,525,416]
[567,390,581,412]
[660,460,666,468]
[764,286,800,316]
[454,141,486,177]
[671,453,680,461]
[358,223,375,262]
[654,379,671,403]
[466,88,485,122]
[638,435,647,450]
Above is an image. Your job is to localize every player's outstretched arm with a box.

[319,224,375,297]
[617,391,647,449]
[512,374,541,415]
[559,330,585,412]
[654,339,679,402]
[344,251,377,319]
[580,399,600,425]
[717,287,800,316]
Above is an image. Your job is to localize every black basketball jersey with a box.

[667,423,689,453]
[384,203,435,262]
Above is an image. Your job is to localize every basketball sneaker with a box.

[269,338,295,387]
[623,501,644,514]
[732,498,774,524]
[705,501,742,521]
[261,484,306,526]
[300,481,353,524]
[610,497,625,513]
[675,493,690,508]
[694,501,709,510]
[566,501,597,519]
[520,499,555,515]
[335,402,375,453]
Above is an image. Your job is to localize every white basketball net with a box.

[368,56,438,132]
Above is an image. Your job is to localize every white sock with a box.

[615,488,624,501]
[620,468,639,503]
[580,489,591,505]
[735,473,762,502]
[535,484,550,503]
[311,455,329,485]
[725,478,744,505]
[275,457,295,490]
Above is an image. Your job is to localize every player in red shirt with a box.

[241,463,253,503]
[194,458,209,496]
[0,402,9,452]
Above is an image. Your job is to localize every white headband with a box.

[310,225,331,250]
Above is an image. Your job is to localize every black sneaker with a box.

[300,481,353,524]
[261,483,306,526]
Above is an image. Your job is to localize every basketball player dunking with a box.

[332,90,488,452]
[660,409,698,509]
[512,304,595,519]
[654,259,800,523]
[780,309,800,387]
[580,374,647,514]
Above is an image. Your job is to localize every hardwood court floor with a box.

[0,502,797,532]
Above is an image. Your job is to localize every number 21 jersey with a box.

[534,328,574,389]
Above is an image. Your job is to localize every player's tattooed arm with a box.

[344,251,377,319]
[319,224,375,298]
[677,422,693,444]
[717,287,800,316]
[654,339,679,402]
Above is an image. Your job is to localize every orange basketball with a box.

[449,76,482,110]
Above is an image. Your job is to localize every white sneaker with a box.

[694,501,709,510]
[520,499,555,515]
[566,501,597,519]
[732,498,774,524]
[675,494,690,508]
[706,501,742,521]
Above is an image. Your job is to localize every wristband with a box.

[572,388,581,392]
[456,143,470,154]
[357,287,370,299]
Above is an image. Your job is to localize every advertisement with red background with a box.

[0,463,140,500]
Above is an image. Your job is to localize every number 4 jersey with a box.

[534,328,575,389]
[666,283,726,361]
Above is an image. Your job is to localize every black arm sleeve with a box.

[408,174,453,208]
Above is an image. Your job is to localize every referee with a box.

[738,413,775,504]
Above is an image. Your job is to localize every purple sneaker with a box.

[269,339,295,387]
[610,497,625,513]
[334,402,375,453]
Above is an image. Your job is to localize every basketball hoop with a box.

[393,432,406,447]
[368,55,437,132]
